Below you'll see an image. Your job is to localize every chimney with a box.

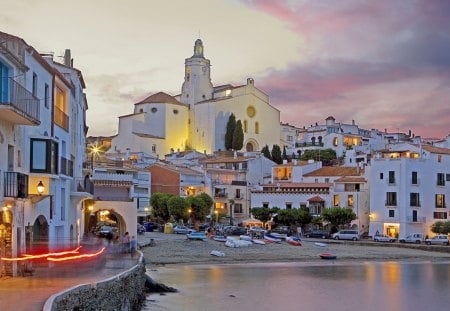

[64,49,72,67]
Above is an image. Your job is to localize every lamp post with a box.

[214,210,218,224]
[144,207,149,222]
[188,208,192,226]
[37,181,45,195]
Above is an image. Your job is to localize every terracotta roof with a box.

[150,162,203,176]
[275,161,310,167]
[307,196,325,202]
[262,182,332,188]
[135,91,186,106]
[200,155,255,164]
[303,167,362,177]
[419,145,450,155]
[334,177,366,183]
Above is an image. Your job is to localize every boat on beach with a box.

[286,236,302,246]
[264,234,282,243]
[319,253,337,260]
[225,237,252,248]
[212,235,227,242]
[187,232,207,240]
[252,239,266,245]
[314,242,327,247]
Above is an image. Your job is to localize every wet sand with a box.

[140,233,450,266]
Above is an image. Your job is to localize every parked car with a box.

[399,233,424,244]
[425,235,449,246]
[333,230,359,241]
[304,230,330,239]
[173,225,195,235]
[97,225,116,238]
[373,235,396,243]
[224,226,247,236]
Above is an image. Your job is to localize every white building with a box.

[111,39,281,157]
[0,32,90,276]
[369,143,450,239]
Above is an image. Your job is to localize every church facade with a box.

[111,39,281,157]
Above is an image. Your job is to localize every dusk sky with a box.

[1,0,449,139]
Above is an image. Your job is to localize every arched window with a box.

[243,120,248,133]
[255,122,259,134]
[311,137,316,145]
[318,136,322,144]
[333,137,339,146]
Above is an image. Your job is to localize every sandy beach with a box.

[140,232,450,266]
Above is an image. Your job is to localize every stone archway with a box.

[245,139,259,152]
[89,209,127,240]
[32,215,49,252]
[246,142,254,152]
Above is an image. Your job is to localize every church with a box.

[111,39,281,157]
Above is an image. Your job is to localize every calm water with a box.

[144,261,450,311]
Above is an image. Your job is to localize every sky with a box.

[1,0,449,139]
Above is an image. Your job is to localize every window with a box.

[325,178,330,183]
[173,109,178,114]
[54,85,68,130]
[32,72,37,96]
[60,188,66,221]
[435,194,446,208]
[386,192,397,206]
[433,212,447,219]
[286,202,292,209]
[333,137,338,146]
[30,138,58,174]
[388,210,395,218]
[234,203,243,213]
[333,194,339,206]
[44,83,49,108]
[411,171,418,185]
[345,184,356,191]
[437,173,445,186]
[151,144,156,153]
[347,195,354,207]
[151,107,157,113]
[0,61,9,102]
[235,189,241,199]
[410,193,420,207]
[255,122,259,134]
[243,120,248,133]
[438,155,442,162]
[262,202,269,208]
[388,171,395,184]
[380,173,383,180]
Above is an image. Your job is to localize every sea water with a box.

[143,261,450,311]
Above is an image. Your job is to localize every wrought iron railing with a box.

[0,78,40,122]
[4,171,28,198]
[54,106,69,131]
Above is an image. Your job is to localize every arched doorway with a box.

[246,142,254,152]
[32,215,49,252]
[245,139,259,152]
[87,209,127,242]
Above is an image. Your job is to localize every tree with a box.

[321,207,356,229]
[300,148,337,164]
[251,207,275,227]
[271,144,282,164]
[261,145,271,159]
[282,145,287,160]
[431,221,450,234]
[187,193,213,227]
[167,196,188,223]
[274,208,313,231]
[232,120,244,151]
[225,114,236,150]
[150,193,172,222]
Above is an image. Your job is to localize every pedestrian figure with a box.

[122,232,130,253]
[130,235,137,258]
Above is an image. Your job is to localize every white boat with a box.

[270,232,287,240]
[225,237,252,248]
[314,242,327,247]
[264,234,282,243]
[187,232,207,240]
[239,235,253,242]
[210,250,226,257]
[252,239,266,245]
[212,235,227,242]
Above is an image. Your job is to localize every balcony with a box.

[54,106,69,131]
[234,195,245,200]
[71,177,94,195]
[410,201,421,208]
[214,191,228,198]
[60,156,74,177]
[4,171,28,198]
[0,78,40,125]
[385,200,397,207]
[295,142,324,148]
[406,216,426,223]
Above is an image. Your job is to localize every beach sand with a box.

[141,233,450,266]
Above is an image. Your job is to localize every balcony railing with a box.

[4,171,28,198]
[71,177,94,194]
[295,142,324,147]
[60,156,74,177]
[385,200,397,207]
[406,216,426,223]
[54,106,69,131]
[0,78,40,125]
[410,201,421,207]
[214,192,228,198]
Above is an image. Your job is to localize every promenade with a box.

[0,234,154,311]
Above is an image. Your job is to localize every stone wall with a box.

[43,255,147,311]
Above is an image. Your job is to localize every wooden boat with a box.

[264,233,282,243]
[212,235,227,242]
[187,232,207,240]
[319,253,337,260]
[210,250,226,257]
[286,237,302,246]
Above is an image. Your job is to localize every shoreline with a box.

[140,233,450,267]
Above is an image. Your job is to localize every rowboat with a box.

[286,236,302,246]
[264,234,282,243]
[210,250,226,257]
[314,242,327,247]
[319,253,337,260]
[187,232,207,240]
[212,235,227,242]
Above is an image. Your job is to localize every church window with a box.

[255,122,259,134]
[186,67,190,81]
[243,120,248,133]
[173,109,178,114]
[139,108,143,113]
[151,107,157,113]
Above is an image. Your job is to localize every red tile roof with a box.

[307,196,325,202]
[303,167,362,177]
[135,91,186,106]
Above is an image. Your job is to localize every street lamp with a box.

[214,210,218,224]
[188,208,192,225]
[37,181,45,195]
[144,207,149,221]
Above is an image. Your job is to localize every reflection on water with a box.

[144,262,450,311]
